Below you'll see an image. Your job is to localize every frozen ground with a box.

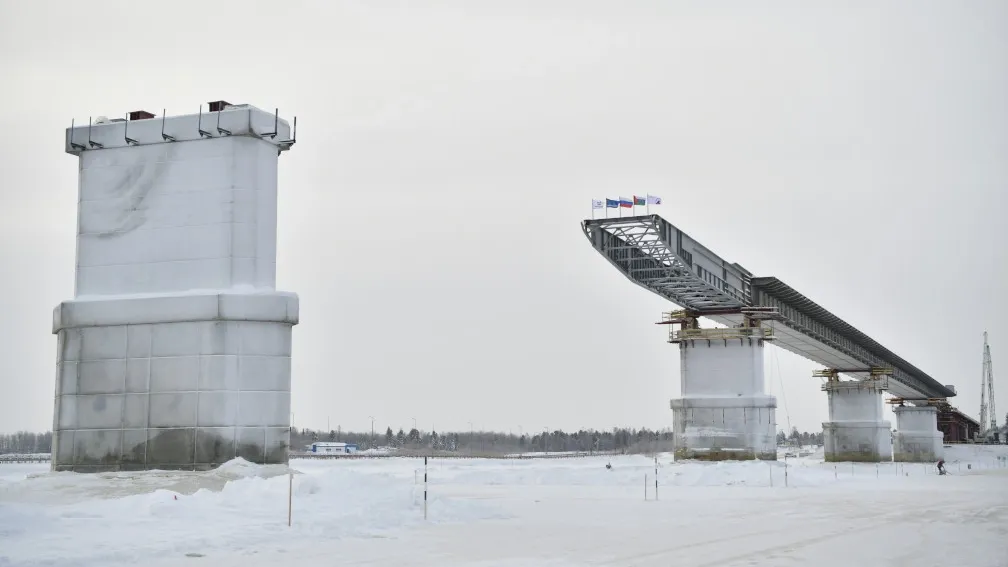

[1,446,1007,567]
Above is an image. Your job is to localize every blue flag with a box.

[605,199,619,208]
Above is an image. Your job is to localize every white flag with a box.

[647,194,662,205]
[591,199,603,210]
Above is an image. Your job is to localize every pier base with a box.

[822,380,892,462]
[893,405,943,462]
[670,336,777,461]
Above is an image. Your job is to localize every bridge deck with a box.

[582,214,955,400]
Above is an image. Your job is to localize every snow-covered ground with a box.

[2,446,1007,567]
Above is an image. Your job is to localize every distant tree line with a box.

[0,427,823,455]
[292,426,824,455]
[777,427,823,447]
[0,431,52,454]
[290,426,676,455]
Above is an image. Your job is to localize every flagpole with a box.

[647,194,650,215]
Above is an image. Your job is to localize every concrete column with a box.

[893,405,943,462]
[822,380,892,462]
[52,105,298,472]
[671,337,777,461]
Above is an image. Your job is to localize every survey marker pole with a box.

[654,456,658,501]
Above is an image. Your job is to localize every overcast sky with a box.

[1,0,1005,436]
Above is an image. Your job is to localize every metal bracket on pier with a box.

[886,397,947,407]
[816,366,893,390]
[658,307,780,346]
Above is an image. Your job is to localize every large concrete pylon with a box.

[893,404,944,462]
[821,377,892,462]
[668,313,777,461]
[52,104,298,471]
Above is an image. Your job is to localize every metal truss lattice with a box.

[581,215,746,312]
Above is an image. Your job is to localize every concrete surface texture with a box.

[671,340,777,460]
[893,405,944,462]
[821,381,892,462]
[52,105,298,471]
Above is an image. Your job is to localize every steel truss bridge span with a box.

[581,214,955,401]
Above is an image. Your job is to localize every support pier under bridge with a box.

[663,309,779,461]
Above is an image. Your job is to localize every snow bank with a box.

[943,443,1008,463]
[0,458,503,567]
[3,451,1006,566]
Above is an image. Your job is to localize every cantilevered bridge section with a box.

[581,214,955,401]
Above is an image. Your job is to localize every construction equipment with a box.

[980,332,998,442]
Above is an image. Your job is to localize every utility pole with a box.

[368,416,375,448]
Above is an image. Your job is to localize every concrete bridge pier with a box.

[893,405,943,462]
[52,104,299,472]
[821,379,892,462]
[669,320,777,461]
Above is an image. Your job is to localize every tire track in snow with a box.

[590,525,793,566]
[592,498,953,567]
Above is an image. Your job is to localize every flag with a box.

[605,198,619,208]
[647,194,662,205]
[619,197,633,208]
[591,199,603,210]
[633,195,646,206]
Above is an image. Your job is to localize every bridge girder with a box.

[581,214,955,400]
